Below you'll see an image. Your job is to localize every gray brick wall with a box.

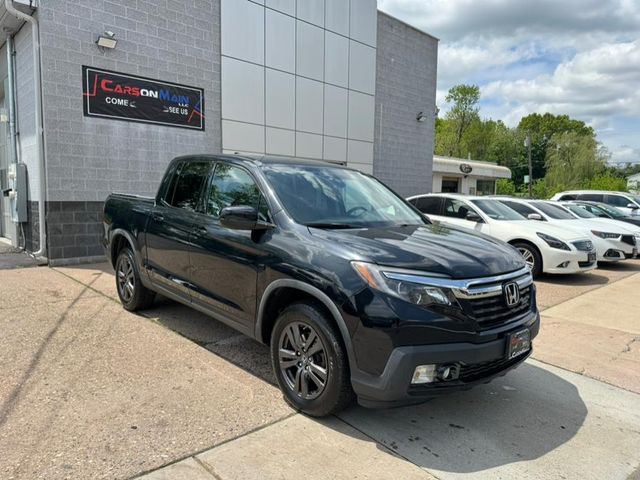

[373,12,438,198]
[37,0,222,203]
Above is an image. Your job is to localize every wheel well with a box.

[508,239,543,269]
[110,234,131,267]
[260,287,337,345]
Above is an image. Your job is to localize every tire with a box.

[115,246,155,311]
[270,302,354,417]
[513,242,542,278]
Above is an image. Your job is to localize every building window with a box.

[441,178,459,193]
[476,180,496,196]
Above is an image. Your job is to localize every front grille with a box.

[462,284,532,329]
[458,354,528,382]
[621,235,636,246]
[573,240,594,251]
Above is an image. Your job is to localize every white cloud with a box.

[379,0,640,164]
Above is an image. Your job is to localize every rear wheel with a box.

[115,247,155,311]
[271,303,354,417]
[513,242,542,278]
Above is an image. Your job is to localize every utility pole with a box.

[525,131,533,198]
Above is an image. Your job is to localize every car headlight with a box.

[351,261,455,307]
[536,232,570,251]
[591,230,620,239]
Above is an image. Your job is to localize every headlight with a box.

[351,261,455,307]
[536,232,570,250]
[591,230,620,239]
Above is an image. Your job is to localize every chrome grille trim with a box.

[383,266,533,300]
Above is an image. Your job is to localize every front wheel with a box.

[115,247,155,311]
[270,303,354,417]
[513,242,542,278]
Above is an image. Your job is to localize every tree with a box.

[543,131,607,194]
[517,113,596,183]
[589,175,628,191]
[496,179,516,195]
[443,84,480,157]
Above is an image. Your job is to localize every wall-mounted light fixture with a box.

[416,112,428,122]
[96,31,117,49]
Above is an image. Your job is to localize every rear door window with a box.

[414,197,442,215]
[168,161,212,211]
[578,193,604,202]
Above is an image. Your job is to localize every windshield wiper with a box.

[305,222,358,229]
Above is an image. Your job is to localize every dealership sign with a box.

[82,66,204,130]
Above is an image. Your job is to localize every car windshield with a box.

[632,195,640,204]
[564,204,597,218]
[531,201,577,220]
[593,203,625,218]
[470,199,525,221]
[262,164,426,228]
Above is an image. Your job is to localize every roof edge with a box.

[377,10,440,42]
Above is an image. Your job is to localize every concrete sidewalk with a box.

[1,264,639,480]
[534,271,640,394]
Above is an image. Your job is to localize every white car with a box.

[407,193,597,277]
[495,198,639,262]
[550,190,640,216]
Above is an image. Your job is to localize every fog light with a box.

[556,261,570,268]
[412,364,437,384]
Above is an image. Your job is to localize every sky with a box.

[378,0,640,164]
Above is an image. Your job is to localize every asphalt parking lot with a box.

[0,260,639,479]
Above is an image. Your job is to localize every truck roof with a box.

[171,153,349,169]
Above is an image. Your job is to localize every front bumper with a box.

[594,237,636,262]
[351,311,540,408]
[542,247,596,274]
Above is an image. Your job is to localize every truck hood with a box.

[308,224,525,279]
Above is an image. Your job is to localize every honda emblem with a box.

[504,282,520,307]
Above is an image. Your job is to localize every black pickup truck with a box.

[103,154,540,416]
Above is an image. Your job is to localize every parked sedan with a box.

[550,190,640,216]
[563,201,640,228]
[407,194,596,277]
[495,198,639,261]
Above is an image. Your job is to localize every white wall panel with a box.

[326,0,349,36]
[221,57,264,125]
[348,91,375,142]
[296,21,325,81]
[296,132,323,159]
[350,0,377,47]
[266,9,296,73]
[323,136,347,162]
[296,77,324,134]
[324,31,349,88]
[266,0,295,15]
[266,127,296,156]
[297,0,325,27]
[266,69,296,129]
[223,120,265,153]
[323,84,348,138]
[348,140,374,166]
[349,40,376,94]
[221,0,264,64]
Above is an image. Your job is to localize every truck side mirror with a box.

[220,206,273,231]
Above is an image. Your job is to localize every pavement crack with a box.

[622,336,640,354]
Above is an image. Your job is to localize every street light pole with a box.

[526,131,533,198]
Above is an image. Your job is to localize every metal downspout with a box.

[4,0,47,259]
[6,36,17,166]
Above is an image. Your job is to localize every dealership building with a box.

[0,0,438,265]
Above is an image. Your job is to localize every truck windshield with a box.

[262,165,426,228]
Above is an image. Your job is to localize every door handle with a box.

[194,226,208,234]
[151,212,164,221]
